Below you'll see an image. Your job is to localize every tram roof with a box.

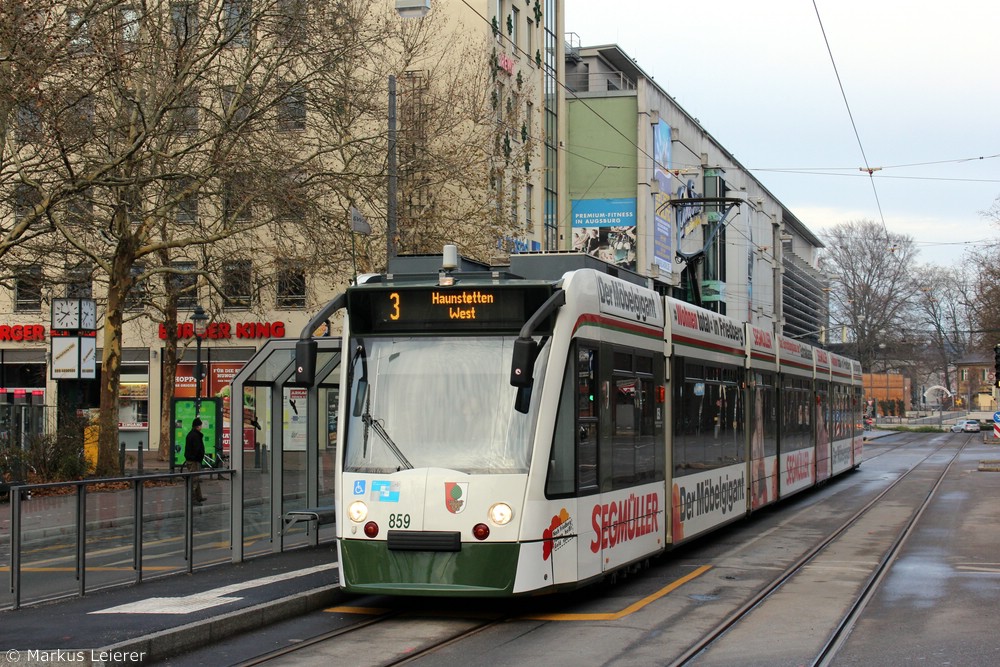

[382,251,653,288]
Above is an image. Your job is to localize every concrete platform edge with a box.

[96,584,345,667]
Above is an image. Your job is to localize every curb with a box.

[96,584,345,666]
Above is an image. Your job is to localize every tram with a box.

[295,250,864,596]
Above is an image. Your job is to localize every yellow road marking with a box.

[326,565,713,621]
[327,605,390,615]
[524,565,712,621]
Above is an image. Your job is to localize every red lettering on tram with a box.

[589,492,660,553]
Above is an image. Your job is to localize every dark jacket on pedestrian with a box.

[185,422,205,463]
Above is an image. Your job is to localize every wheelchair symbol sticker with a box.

[353,480,366,496]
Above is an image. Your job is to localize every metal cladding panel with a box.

[814,347,832,381]
[830,353,853,383]
[746,323,778,373]
[777,335,815,379]
[779,446,815,497]
[670,463,747,544]
[665,297,746,366]
[851,358,864,385]
[561,270,665,344]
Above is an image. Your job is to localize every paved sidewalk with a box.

[0,545,345,666]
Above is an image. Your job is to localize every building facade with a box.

[563,43,830,343]
[0,0,564,454]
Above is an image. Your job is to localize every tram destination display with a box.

[348,284,555,334]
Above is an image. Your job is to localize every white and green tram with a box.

[294,251,864,596]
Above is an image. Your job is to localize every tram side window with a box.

[853,386,864,437]
[780,377,812,452]
[672,359,744,475]
[546,344,599,498]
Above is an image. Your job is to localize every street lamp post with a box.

[191,305,208,418]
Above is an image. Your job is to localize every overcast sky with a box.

[565,0,1000,266]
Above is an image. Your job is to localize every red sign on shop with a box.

[159,321,286,340]
[0,324,46,342]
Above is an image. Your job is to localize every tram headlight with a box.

[488,502,513,526]
[347,500,368,523]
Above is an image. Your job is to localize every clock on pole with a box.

[80,299,97,330]
[52,298,81,330]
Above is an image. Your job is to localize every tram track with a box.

[179,434,974,667]
[231,605,512,667]
[668,439,968,667]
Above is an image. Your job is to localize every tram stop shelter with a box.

[228,336,341,561]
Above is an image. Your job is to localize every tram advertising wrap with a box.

[313,252,863,597]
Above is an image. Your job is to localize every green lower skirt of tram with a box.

[340,539,522,597]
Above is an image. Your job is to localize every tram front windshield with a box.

[344,336,542,475]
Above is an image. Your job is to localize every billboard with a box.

[652,121,673,275]
[570,197,637,271]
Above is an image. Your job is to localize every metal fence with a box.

[1,469,234,610]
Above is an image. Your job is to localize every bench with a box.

[282,505,336,535]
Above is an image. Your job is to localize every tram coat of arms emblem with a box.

[445,482,468,514]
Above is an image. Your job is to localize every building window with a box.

[68,10,91,51]
[525,183,533,232]
[510,185,518,227]
[171,2,198,45]
[275,172,306,221]
[121,7,140,45]
[14,266,42,312]
[173,90,199,134]
[66,190,93,227]
[277,82,306,131]
[526,18,533,59]
[125,263,147,311]
[222,0,251,47]
[276,0,306,44]
[64,93,95,138]
[276,260,306,308]
[222,260,252,309]
[510,6,518,47]
[16,100,43,142]
[65,262,93,299]
[14,184,41,223]
[223,173,253,224]
[222,85,252,126]
[168,261,198,308]
[174,178,198,224]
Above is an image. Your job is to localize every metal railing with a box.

[2,469,234,610]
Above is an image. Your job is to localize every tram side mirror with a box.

[352,379,368,417]
[510,338,537,388]
[295,339,317,385]
[514,386,532,414]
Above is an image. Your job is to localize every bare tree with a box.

[972,195,1000,353]
[905,264,975,403]
[4,0,415,473]
[820,220,921,371]
[5,1,531,473]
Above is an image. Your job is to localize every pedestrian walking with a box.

[185,418,207,505]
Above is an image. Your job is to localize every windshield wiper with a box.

[361,410,413,471]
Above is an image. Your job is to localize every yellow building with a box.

[862,372,910,417]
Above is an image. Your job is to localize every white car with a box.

[951,419,981,433]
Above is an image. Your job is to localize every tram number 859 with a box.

[388,513,411,529]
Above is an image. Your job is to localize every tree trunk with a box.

[158,310,179,462]
[96,285,124,476]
